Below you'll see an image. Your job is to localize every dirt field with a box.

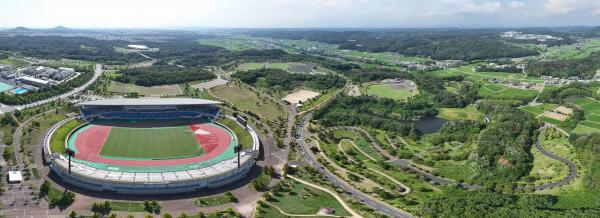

[283,90,320,104]
[543,111,569,121]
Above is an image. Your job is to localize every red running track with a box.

[73,124,233,166]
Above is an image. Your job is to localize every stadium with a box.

[43,98,260,194]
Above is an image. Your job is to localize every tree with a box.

[225,191,238,202]
[68,211,78,218]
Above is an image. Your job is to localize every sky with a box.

[0,0,599,29]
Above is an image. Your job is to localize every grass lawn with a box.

[526,144,568,185]
[108,81,181,96]
[100,126,202,159]
[479,84,538,101]
[333,130,385,161]
[572,124,600,134]
[298,88,338,111]
[366,83,417,100]
[50,119,83,154]
[266,179,351,216]
[437,107,483,121]
[109,201,146,212]
[211,85,285,121]
[218,118,253,150]
[194,194,236,207]
[520,104,558,116]
[434,160,474,181]
[0,58,29,68]
[31,168,41,180]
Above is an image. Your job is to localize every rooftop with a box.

[78,98,223,106]
[8,171,22,182]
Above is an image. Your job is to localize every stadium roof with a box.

[78,98,222,106]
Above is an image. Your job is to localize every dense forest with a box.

[232,68,345,91]
[115,63,216,86]
[526,52,600,79]
[474,102,541,187]
[0,36,144,64]
[538,82,597,103]
[570,133,600,191]
[414,73,479,108]
[0,71,93,105]
[429,120,485,146]
[249,30,539,60]
[313,94,437,136]
[420,188,599,217]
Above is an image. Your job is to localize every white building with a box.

[8,171,23,183]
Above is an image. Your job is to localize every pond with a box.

[399,116,448,133]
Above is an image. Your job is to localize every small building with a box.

[18,76,51,88]
[8,171,23,183]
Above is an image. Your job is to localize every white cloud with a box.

[594,8,600,15]
[509,1,525,10]
[544,0,577,15]
[461,1,502,14]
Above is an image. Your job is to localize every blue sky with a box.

[0,0,599,28]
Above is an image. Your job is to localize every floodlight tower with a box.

[66,148,75,173]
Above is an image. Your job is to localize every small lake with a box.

[399,116,448,133]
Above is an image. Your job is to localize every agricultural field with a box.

[198,35,267,51]
[210,85,286,121]
[107,81,182,96]
[238,62,315,73]
[365,82,418,100]
[571,97,600,133]
[437,107,483,121]
[520,104,559,117]
[432,64,544,83]
[545,39,600,60]
[478,83,539,102]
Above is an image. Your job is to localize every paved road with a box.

[518,126,578,190]
[296,113,414,218]
[0,64,103,114]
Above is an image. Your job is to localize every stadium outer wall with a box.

[43,117,260,195]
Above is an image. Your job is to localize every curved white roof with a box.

[78,98,222,106]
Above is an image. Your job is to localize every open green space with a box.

[520,104,558,116]
[333,129,385,161]
[478,83,539,101]
[365,83,417,100]
[50,119,83,154]
[0,58,29,68]
[107,81,182,96]
[218,118,253,150]
[265,179,351,216]
[545,39,600,60]
[437,107,483,121]
[108,201,146,212]
[211,85,285,121]
[194,193,236,207]
[100,126,203,159]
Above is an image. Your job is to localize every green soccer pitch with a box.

[99,126,203,159]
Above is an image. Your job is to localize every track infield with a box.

[67,122,236,167]
[100,126,203,159]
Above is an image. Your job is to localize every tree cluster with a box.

[115,63,216,86]
[526,52,600,79]
[232,68,345,91]
[414,73,479,108]
[313,94,437,136]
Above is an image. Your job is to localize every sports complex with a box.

[43,98,260,194]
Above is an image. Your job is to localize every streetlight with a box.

[235,144,242,169]
[65,148,75,174]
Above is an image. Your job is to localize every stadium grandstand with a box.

[79,98,222,120]
[44,98,260,194]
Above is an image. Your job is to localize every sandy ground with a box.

[554,106,573,115]
[283,90,320,104]
[348,85,361,96]
[543,111,568,121]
